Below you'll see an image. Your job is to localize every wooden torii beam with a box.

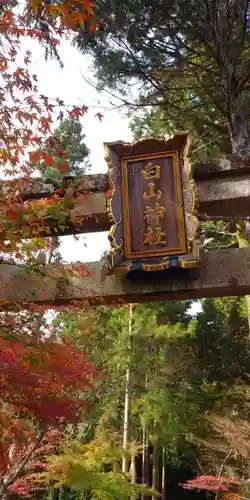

[193,156,250,218]
[1,153,250,306]
[1,248,250,306]
[1,155,250,238]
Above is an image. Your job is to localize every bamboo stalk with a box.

[161,446,167,500]
[152,443,160,500]
[122,304,133,474]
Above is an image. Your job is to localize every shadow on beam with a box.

[0,248,250,307]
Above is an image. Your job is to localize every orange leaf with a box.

[59,161,69,174]
[46,3,65,18]
[65,268,74,277]
[89,20,96,32]
[28,0,41,14]
[3,10,14,23]
[0,56,8,72]
[29,150,41,163]
[6,206,22,221]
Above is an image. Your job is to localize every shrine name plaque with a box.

[122,152,186,259]
[105,133,201,273]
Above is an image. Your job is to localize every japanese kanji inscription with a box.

[105,133,201,273]
[121,151,186,259]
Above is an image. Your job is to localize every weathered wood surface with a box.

[0,174,108,200]
[194,155,250,217]
[0,175,110,236]
[193,154,250,178]
[2,156,249,200]
[196,176,250,217]
[1,157,250,239]
[1,248,250,306]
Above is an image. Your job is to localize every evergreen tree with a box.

[75,0,250,156]
[53,119,89,175]
[49,297,249,499]
[35,118,90,184]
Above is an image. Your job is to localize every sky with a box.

[20,37,133,263]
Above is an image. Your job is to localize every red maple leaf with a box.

[29,150,41,163]
[81,105,88,114]
[43,152,53,167]
[95,112,104,121]
[82,0,95,16]
[6,205,23,221]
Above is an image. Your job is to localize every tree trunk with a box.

[236,222,250,337]
[33,236,60,335]
[113,461,119,473]
[228,99,250,333]
[52,488,60,500]
[130,450,136,484]
[141,372,149,500]
[142,424,149,485]
[161,446,167,500]
[229,100,250,156]
[122,304,133,474]
[152,443,160,500]
[122,363,131,473]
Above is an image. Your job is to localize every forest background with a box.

[0,0,250,499]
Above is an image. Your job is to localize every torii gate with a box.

[1,134,250,307]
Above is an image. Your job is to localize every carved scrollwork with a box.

[180,134,201,268]
[104,133,201,274]
[104,145,124,271]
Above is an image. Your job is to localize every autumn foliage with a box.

[0,334,95,424]
[0,416,60,497]
[0,0,99,254]
[0,316,98,497]
[0,308,98,496]
[0,0,101,497]
[183,475,241,493]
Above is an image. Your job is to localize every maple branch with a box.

[0,432,44,497]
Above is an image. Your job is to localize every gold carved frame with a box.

[121,151,187,259]
[105,133,201,273]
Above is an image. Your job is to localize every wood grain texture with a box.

[1,152,250,240]
[124,155,186,257]
[106,134,191,272]
[193,155,250,179]
[197,176,250,217]
[2,248,250,306]
[0,174,108,200]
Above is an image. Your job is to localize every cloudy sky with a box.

[20,36,133,263]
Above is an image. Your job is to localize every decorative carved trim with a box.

[141,261,170,272]
[181,133,201,268]
[105,132,202,273]
[104,144,123,271]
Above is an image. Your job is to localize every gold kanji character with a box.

[141,162,161,180]
[142,182,162,201]
[143,227,167,246]
[154,227,167,245]
[144,203,166,226]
